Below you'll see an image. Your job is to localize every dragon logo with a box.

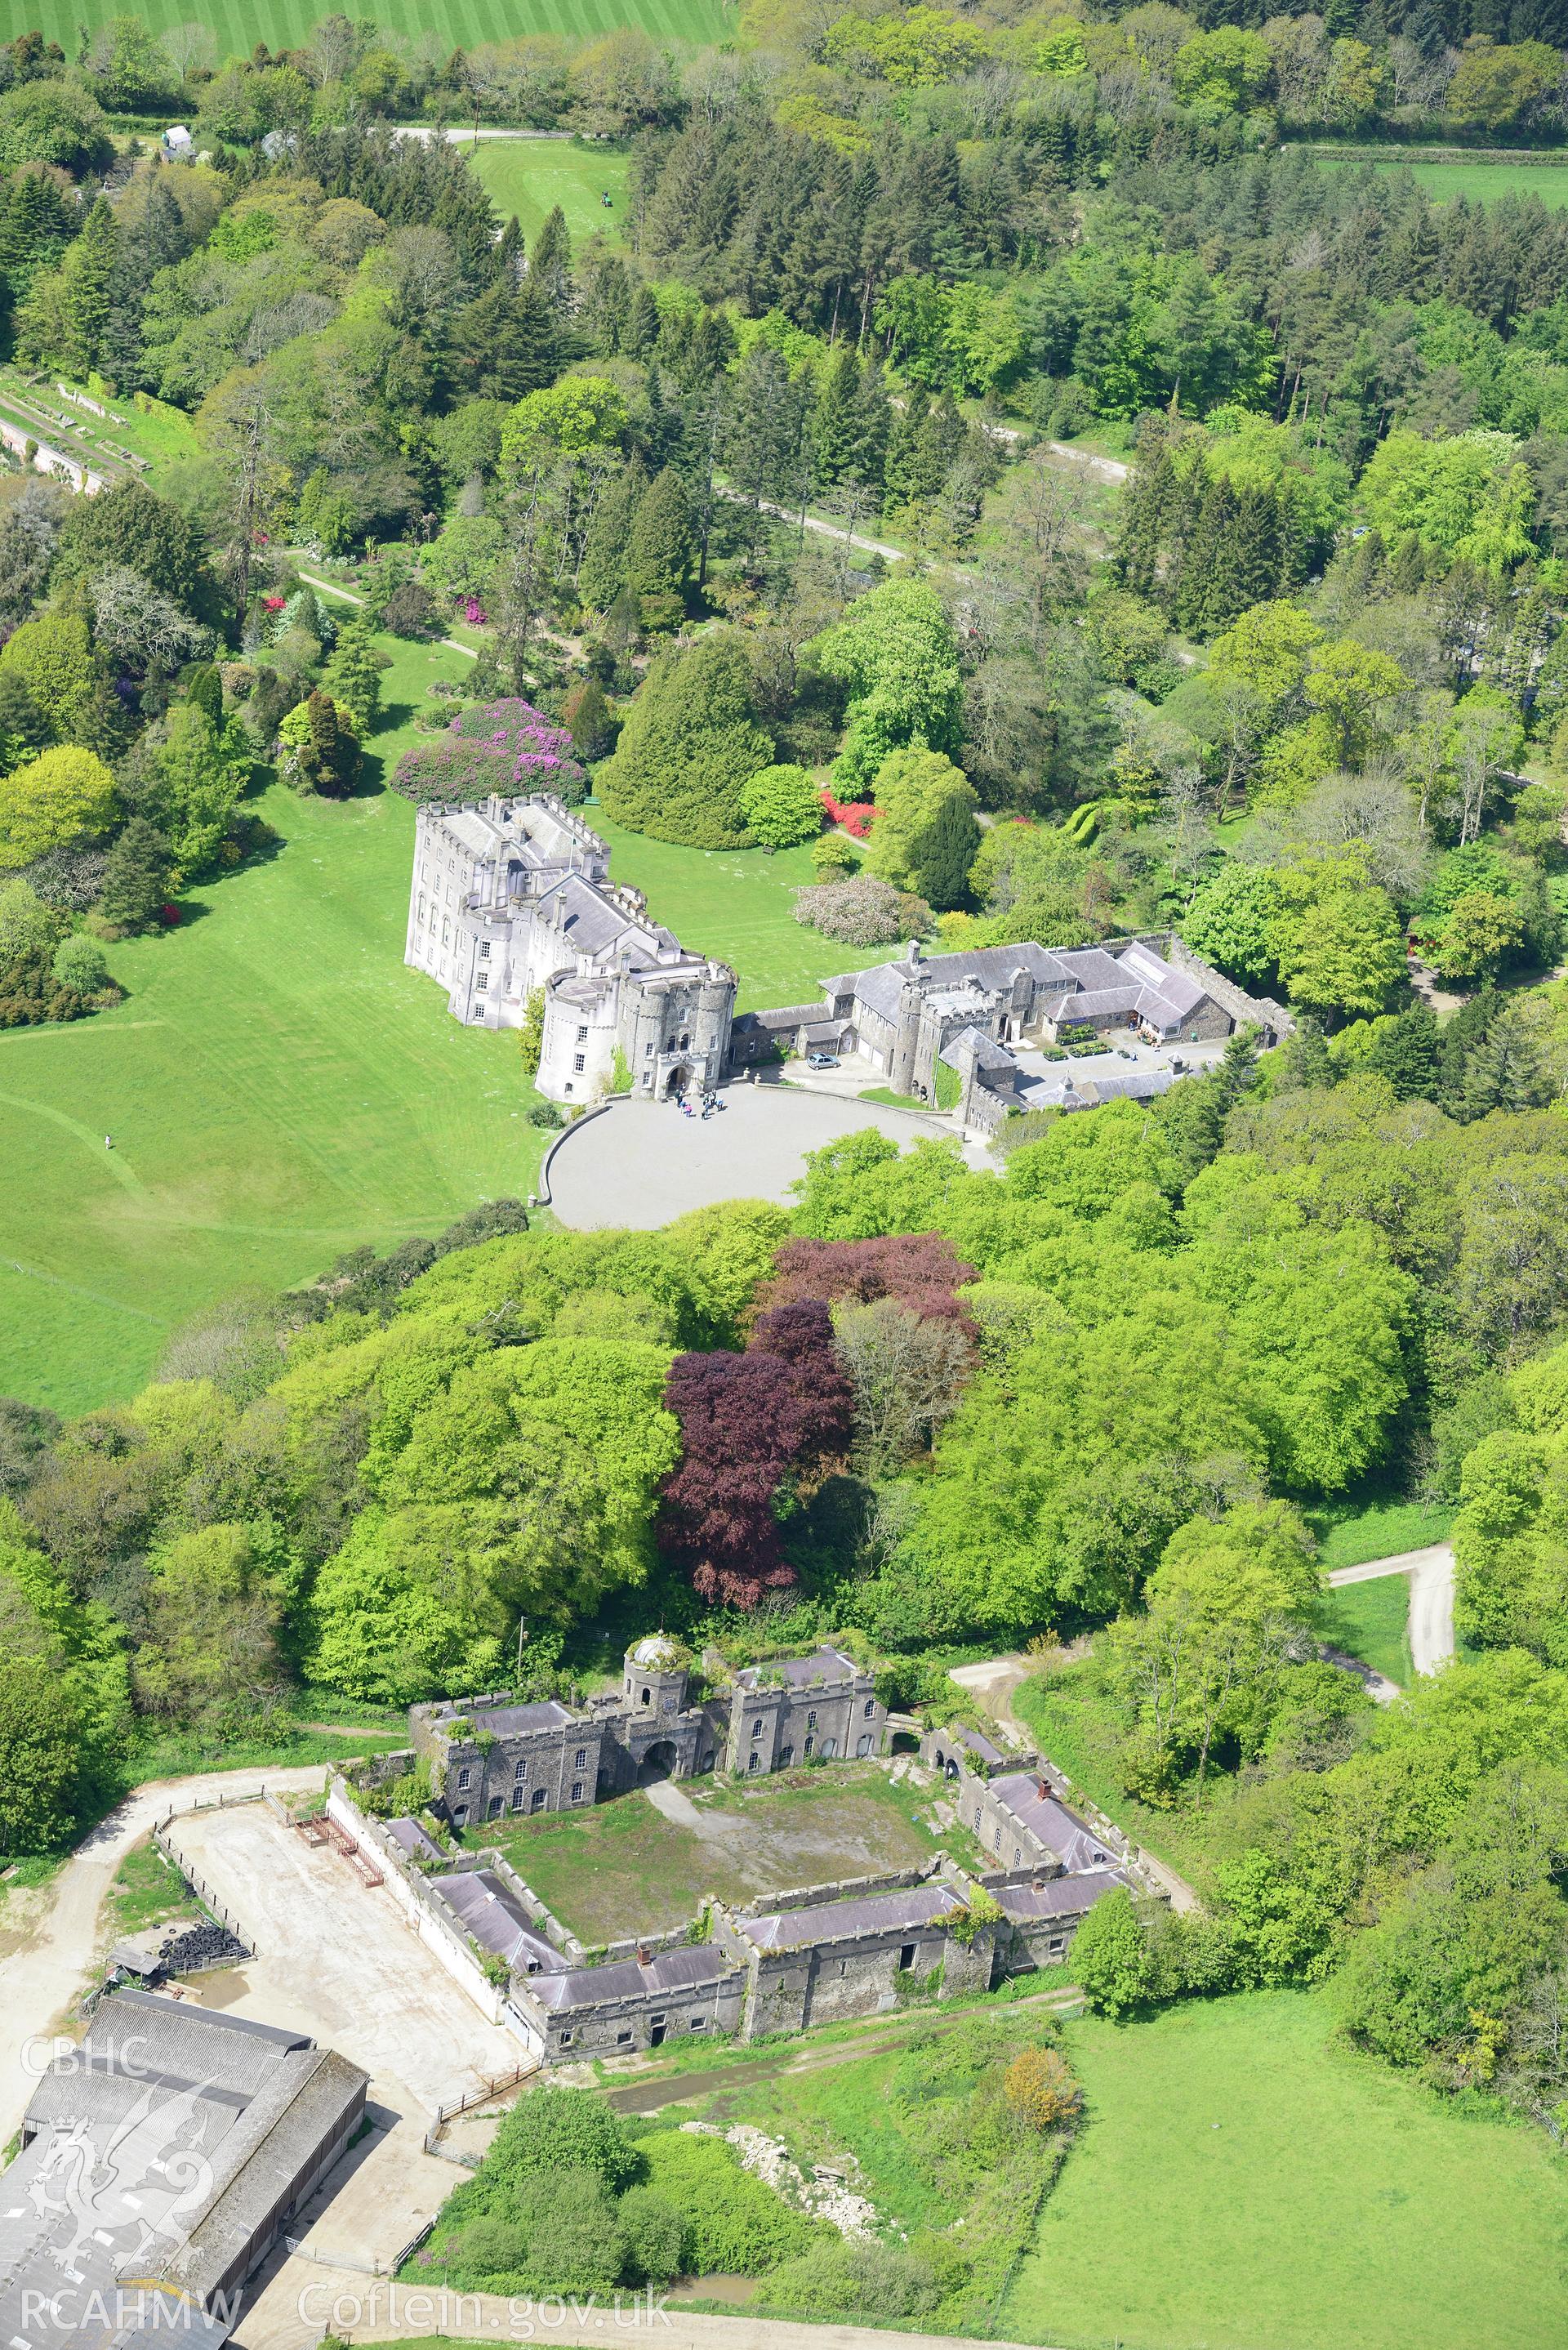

[28,2053,219,2281]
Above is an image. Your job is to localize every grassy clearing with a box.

[0,628,548,1417]
[105,1836,205,1938]
[16,0,728,65]
[1004,1988,1568,2350]
[473,1764,967,1944]
[459,140,630,247]
[1305,1494,1452,1572]
[124,1723,407,1784]
[1316,1573,1414,1688]
[586,805,888,1014]
[1317,154,1568,206]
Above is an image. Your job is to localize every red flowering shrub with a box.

[820,789,876,838]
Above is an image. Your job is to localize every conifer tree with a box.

[624,466,696,629]
[597,633,772,849]
[529,204,572,317]
[577,459,648,613]
[58,196,121,378]
[624,285,660,359]
[323,618,390,739]
[813,348,862,489]
[99,817,173,934]
[299,691,359,799]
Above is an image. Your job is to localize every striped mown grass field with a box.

[15,0,730,65]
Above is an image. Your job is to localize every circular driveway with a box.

[547,1081,987,1229]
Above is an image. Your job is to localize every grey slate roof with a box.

[0,1991,365,2350]
[386,1816,444,1864]
[524,1945,737,2013]
[950,1723,1005,1768]
[735,1643,863,1692]
[738,1882,964,1952]
[994,1867,1130,1921]
[431,1869,570,1975]
[938,1025,1013,1073]
[434,1697,574,1738]
[987,1777,1117,1873]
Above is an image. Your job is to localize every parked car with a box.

[806,1051,840,1069]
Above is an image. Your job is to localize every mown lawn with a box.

[1004,1989,1568,2350]
[0,631,547,1416]
[460,140,630,247]
[20,0,727,64]
[586,806,888,1014]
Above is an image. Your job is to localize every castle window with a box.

[479,939,491,958]
[747,1751,760,1773]
[564,1083,573,1095]
[417,894,425,921]
[644,1041,654,1056]
[864,1699,876,1717]
[559,2031,573,2046]
[577,1025,588,1043]
[514,1759,527,1780]
[751,1719,763,1740]
[571,1781,584,1803]
[476,972,488,990]
[689,2016,706,2030]
[457,1767,471,1790]
[641,1687,651,1706]
[642,1074,652,1087]
[511,1788,526,1810]
[806,1710,817,1730]
[574,1748,586,1768]
[1013,1846,1022,1866]
[804,1735,814,1757]
[573,1055,585,1072]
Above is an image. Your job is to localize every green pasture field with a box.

[0,631,548,1419]
[1004,1988,1568,2350]
[586,806,885,1014]
[1319,154,1568,206]
[470,1763,969,1945]
[11,0,729,67]
[458,138,630,248]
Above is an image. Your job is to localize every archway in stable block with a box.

[639,1740,679,1783]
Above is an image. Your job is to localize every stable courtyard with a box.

[471,1759,977,1945]
[546,1078,987,1227]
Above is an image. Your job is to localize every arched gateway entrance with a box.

[639,1740,679,1783]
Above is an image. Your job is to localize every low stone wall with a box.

[599,1920,698,1964]
[740,1860,941,1918]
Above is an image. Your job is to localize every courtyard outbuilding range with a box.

[0,1990,365,2350]
[345,1634,1144,2062]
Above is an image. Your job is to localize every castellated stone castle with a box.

[405,794,736,1104]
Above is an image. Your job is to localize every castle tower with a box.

[624,1635,689,1719]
